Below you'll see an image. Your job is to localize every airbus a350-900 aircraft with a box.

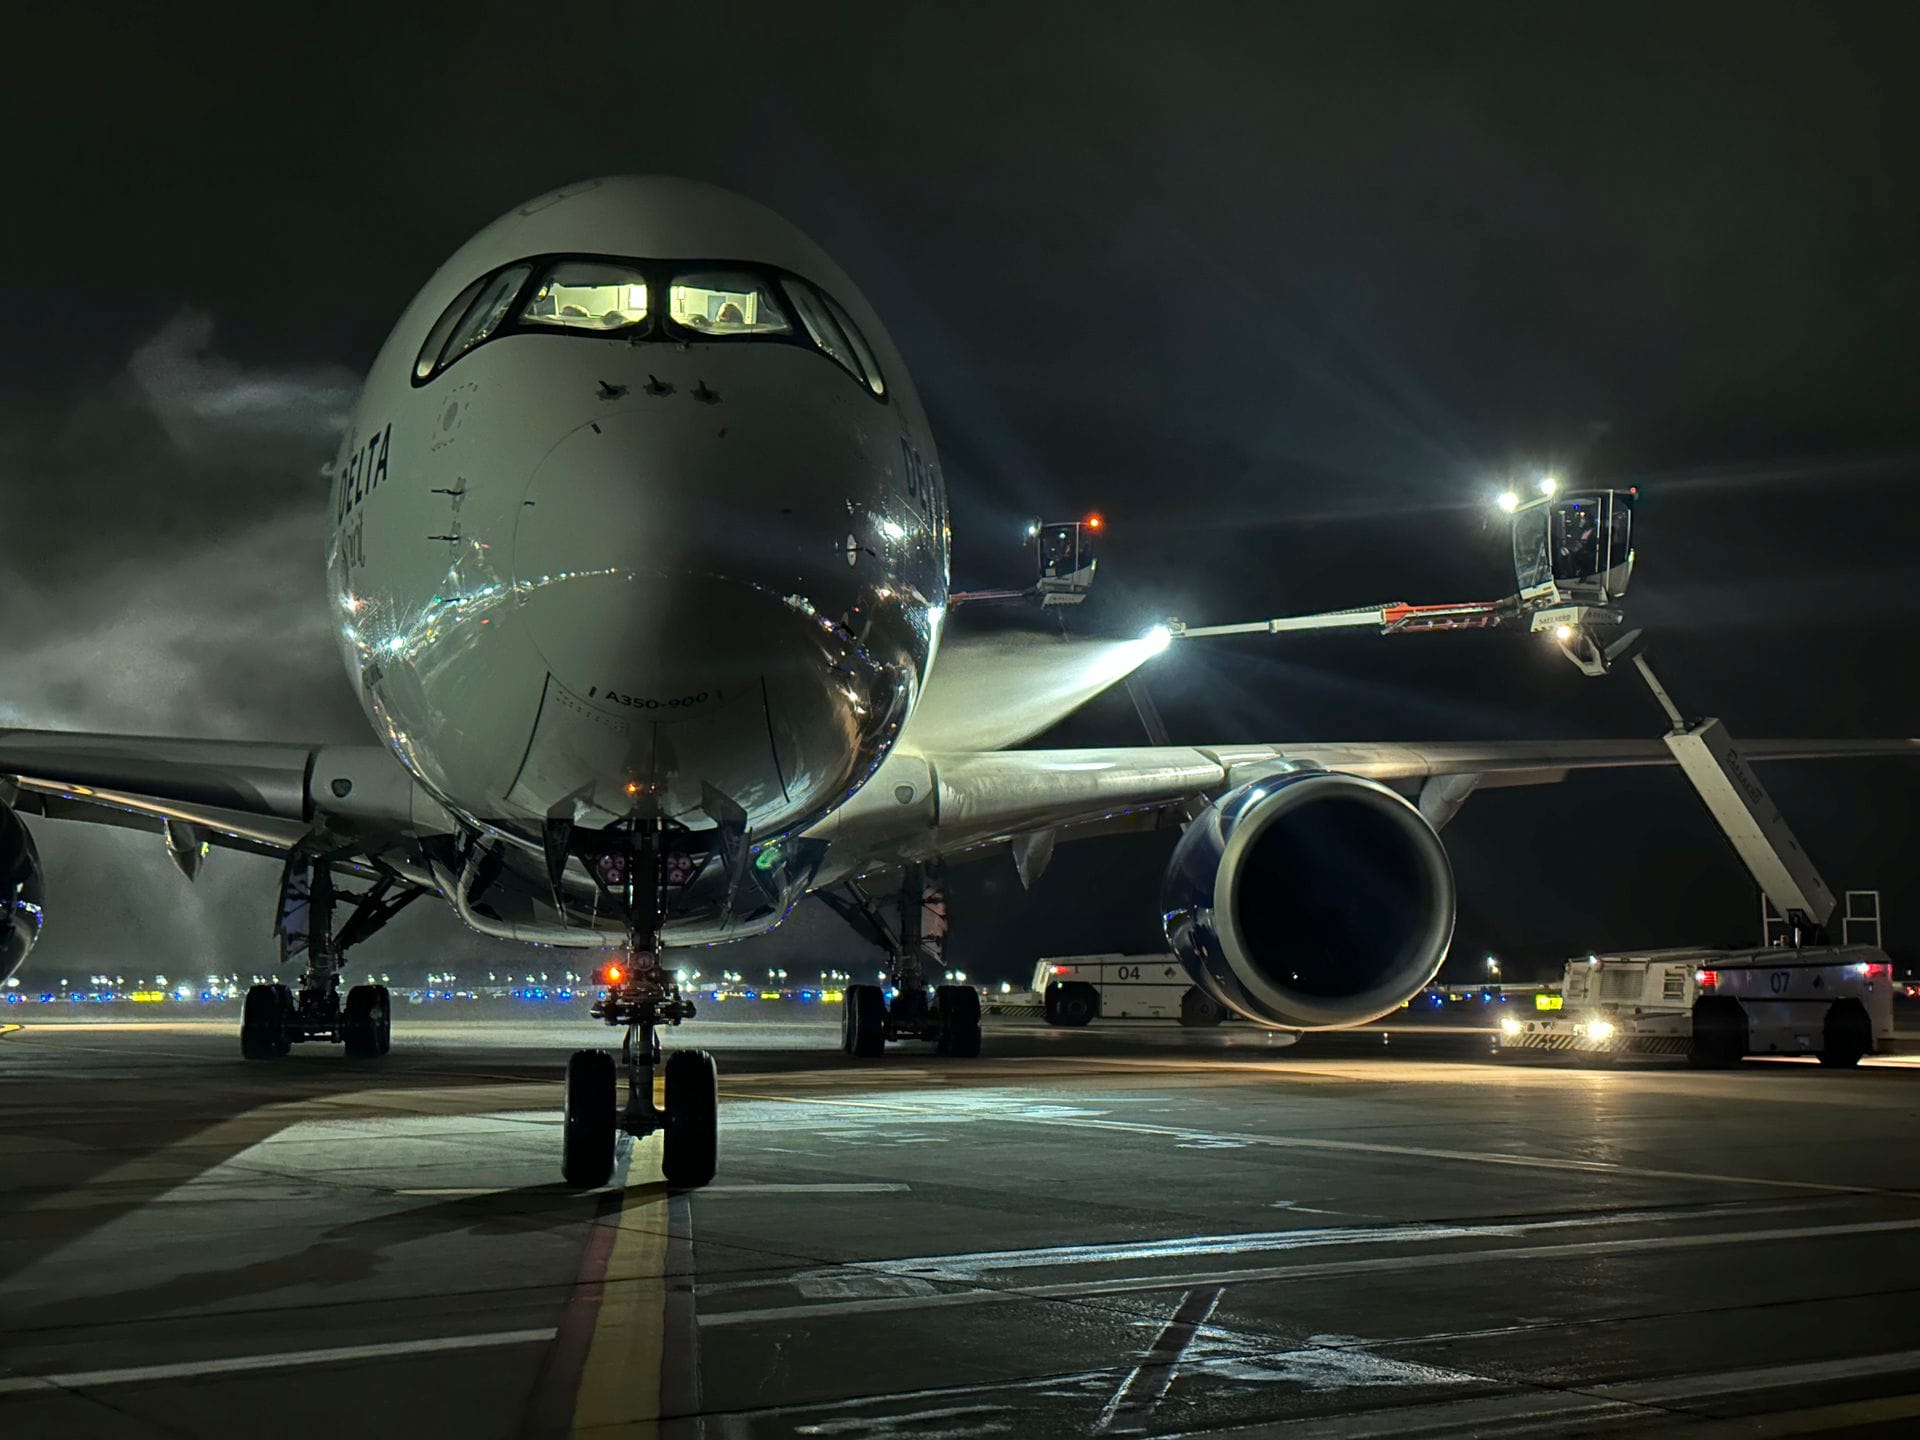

[1,177,1907,1187]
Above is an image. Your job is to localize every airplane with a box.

[2,175,1910,1190]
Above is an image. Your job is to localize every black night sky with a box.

[5,3,1919,985]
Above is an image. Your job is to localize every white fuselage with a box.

[324,179,947,893]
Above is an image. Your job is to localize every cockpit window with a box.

[438,264,531,369]
[415,275,488,381]
[520,260,649,332]
[782,277,885,396]
[667,271,791,335]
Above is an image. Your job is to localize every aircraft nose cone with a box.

[510,411,901,834]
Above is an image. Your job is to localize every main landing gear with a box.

[822,863,983,1061]
[561,820,719,1190]
[240,852,416,1061]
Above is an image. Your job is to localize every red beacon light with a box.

[1695,968,1719,990]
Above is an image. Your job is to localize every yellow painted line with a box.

[572,1146,670,1438]
[0,1023,21,1038]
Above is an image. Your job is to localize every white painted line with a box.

[700,1214,1920,1328]
[1164,1345,1920,1439]
[0,1327,558,1396]
[395,1187,513,1197]
[699,1183,910,1195]
[1098,1286,1221,1434]
[743,1091,1906,1196]
[760,1200,1813,1286]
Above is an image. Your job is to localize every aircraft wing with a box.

[0,729,447,860]
[811,737,1920,877]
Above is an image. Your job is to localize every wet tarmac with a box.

[6,1008,1920,1437]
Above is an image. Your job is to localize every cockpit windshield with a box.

[413,256,885,402]
[668,271,791,335]
[520,261,649,331]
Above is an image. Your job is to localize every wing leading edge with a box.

[809,737,1920,879]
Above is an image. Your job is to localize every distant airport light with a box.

[1500,1016,1523,1037]
[1496,491,1520,513]
[1538,475,1558,497]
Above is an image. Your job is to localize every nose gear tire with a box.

[663,1049,719,1188]
[563,1050,618,1188]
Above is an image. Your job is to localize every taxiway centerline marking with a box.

[699,1214,1920,1328]
[571,1155,672,1437]
[0,1327,558,1396]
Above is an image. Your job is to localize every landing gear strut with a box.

[823,863,982,1060]
[240,853,415,1060]
[562,819,719,1189]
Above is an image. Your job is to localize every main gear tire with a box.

[935,984,982,1058]
[846,983,887,1058]
[240,983,288,1060]
[342,984,389,1058]
[562,1050,617,1188]
[662,1049,719,1188]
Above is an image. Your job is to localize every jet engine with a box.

[1,801,46,986]
[1162,771,1455,1028]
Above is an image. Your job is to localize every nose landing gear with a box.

[562,820,719,1189]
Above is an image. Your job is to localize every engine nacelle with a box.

[2,802,46,986]
[1162,771,1455,1028]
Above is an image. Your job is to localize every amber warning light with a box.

[1085,513,1103,530]
[601,962,626,986]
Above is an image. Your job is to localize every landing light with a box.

[1497,491,1520,514]
[1538,475,1559,497]
[1583,1019,1616,1042]
[1500,1016,1524,1037]
[1553,623,1575,642]
[1143,623,1173,654]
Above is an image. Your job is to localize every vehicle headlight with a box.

[1584,1019,1616,1042]
[1500,1017,1524,1037]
